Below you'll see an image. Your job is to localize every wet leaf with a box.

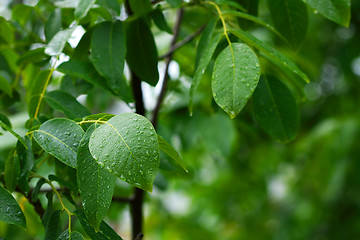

[212,43,260,118]
[89,113,159,192]
[0,185,26,228]
[77,125,115,231]
[34,118,85,168]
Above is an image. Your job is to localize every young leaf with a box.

[90,20,129,96]
[253,75,299,142]
[303,0,351,26]
[75,0,95,20]
[212,43,260,118]
[45,9,62,42]
[157,135,187,172]
[33,118,85,168]
[126,18,159,86]
[4,150,20,192]
[190,33,223,114]
[268,0,308,50]
[89,113,159,192]
[75,209,124,240]
[229,29,310,83]
[57,230,84,240]
[45,210,62,240]
[44,90,90,119]
[77,125,116,231]
[45,27,75,56]
[0,185,26,228]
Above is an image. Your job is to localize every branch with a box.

[159,24,206,60]
[152,8,185,128]
[112,196,133,203]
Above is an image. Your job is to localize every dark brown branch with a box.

[152,8,184,128]
[159,24,206,60]
[124,2,147,239]
[112,196,133,203]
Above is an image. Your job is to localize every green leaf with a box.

[75,209,124,240]
[0,17,14,44]
[96,0,121,15]
[253,75,299,142]
[229,29,310,83]
[151,8,173,34]
[157,135,187,172]
[0,72,12,97]
[222,11,286,41]
[129,0,152,16]
[0,185,26,228]
[0,113,11,129]
[57,60,115,94]
[303,0,351,26]
[268,0,308,50]
[0,120,27,148]
[126,18,159,86]
[190,32,223,115]
[215,0,246,11]
[45,9,62,42]
[17,136,34,195]
[27,69,52,118]
[31,178,46,202]
[89,113,159,192]
[77,125,116,231]
[33,118,85,168]
[75,0,96,20]
[57,230,84,240]
[44,90,90,119]
[17,48,48,67]
[42,192,55,227]
[45,27,75,56]
[166,0,182,8]
[235,0,259,29]
[212,43,260,118]
[195,18,217,68]
[45,210,62,240]
[90,20,130,96]
[12,4,33,27]
[4,150,20,192]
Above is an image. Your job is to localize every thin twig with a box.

[159,24,206,60]
[152,8,185,127]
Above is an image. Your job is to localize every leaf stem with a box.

[32,175,74,235]
[205,1,232,47]
[33,57,58,119]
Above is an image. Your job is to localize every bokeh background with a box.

[1,0,360,239]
